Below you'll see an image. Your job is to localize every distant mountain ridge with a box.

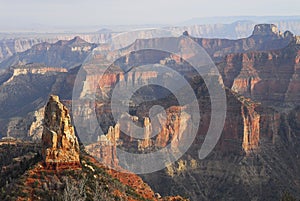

[0,33,110,63]
[120,24,294,63]
[180,15,300,25]
[1,17,300,64]
[0,37,98,70]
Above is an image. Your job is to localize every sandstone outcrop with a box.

[41,95,80,170]
[85,124,120,168]
[138,117,153,151]
[241,102,260,152]
[154,107,191,149]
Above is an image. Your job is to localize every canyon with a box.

[0,24,299,200]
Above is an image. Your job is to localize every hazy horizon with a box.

[1,0,299,29]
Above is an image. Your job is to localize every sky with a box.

[0,0,299,28]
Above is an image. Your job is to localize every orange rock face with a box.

[241,105,260,152]
[41,95,81,170]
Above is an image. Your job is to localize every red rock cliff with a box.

[219,42,300,106]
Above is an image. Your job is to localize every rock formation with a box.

[252,24,280,36]
[219,40,300,106]
[154,107,191,149]
[85,124,120,168]
[138,117,153,151]
[241,103,260,152]
[28,107,45,141]
[41,95,81,170]
[106,123,120,142]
